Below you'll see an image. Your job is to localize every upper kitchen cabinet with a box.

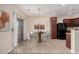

[74,17,79,27]
[63,19,74,27]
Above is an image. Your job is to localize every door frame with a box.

[12,11,18,48]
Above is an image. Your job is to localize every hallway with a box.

[9,39,70,54]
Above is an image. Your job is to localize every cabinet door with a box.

[50,17,57,39]
[66,34,71,49]
[63,19,74,27]
[74,18,79,26]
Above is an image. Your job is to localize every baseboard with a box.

[7,47,14,54]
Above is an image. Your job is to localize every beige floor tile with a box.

[9,39,71,54]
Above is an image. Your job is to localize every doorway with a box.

[17,17,24,43]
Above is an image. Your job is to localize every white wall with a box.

[0,32,12,53]
[27,16,50,34]
[57,15,74,23]
[24,20,28,40]
[0,4,28,53]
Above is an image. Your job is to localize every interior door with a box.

[17,17,24,43]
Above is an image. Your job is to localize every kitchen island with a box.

[71,28,79,53]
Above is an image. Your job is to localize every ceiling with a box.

[16,4,79,17]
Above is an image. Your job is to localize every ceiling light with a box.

[68,12,71,15]
[27,9,31,11]
[72,9,76,10]
[62,4,66,6]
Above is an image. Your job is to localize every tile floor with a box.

[9,39,71,54]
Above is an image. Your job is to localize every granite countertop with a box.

[71,27,79,30]
[67,27,79,32]
[66,32,71,34]
[66,27,79,34]
[67,27,73,33]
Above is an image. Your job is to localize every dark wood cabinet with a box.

[74,17,79,26]
[63,19,74,27]
[63,17,79,27]
[66,33,71,49]
[50,17,57,39]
